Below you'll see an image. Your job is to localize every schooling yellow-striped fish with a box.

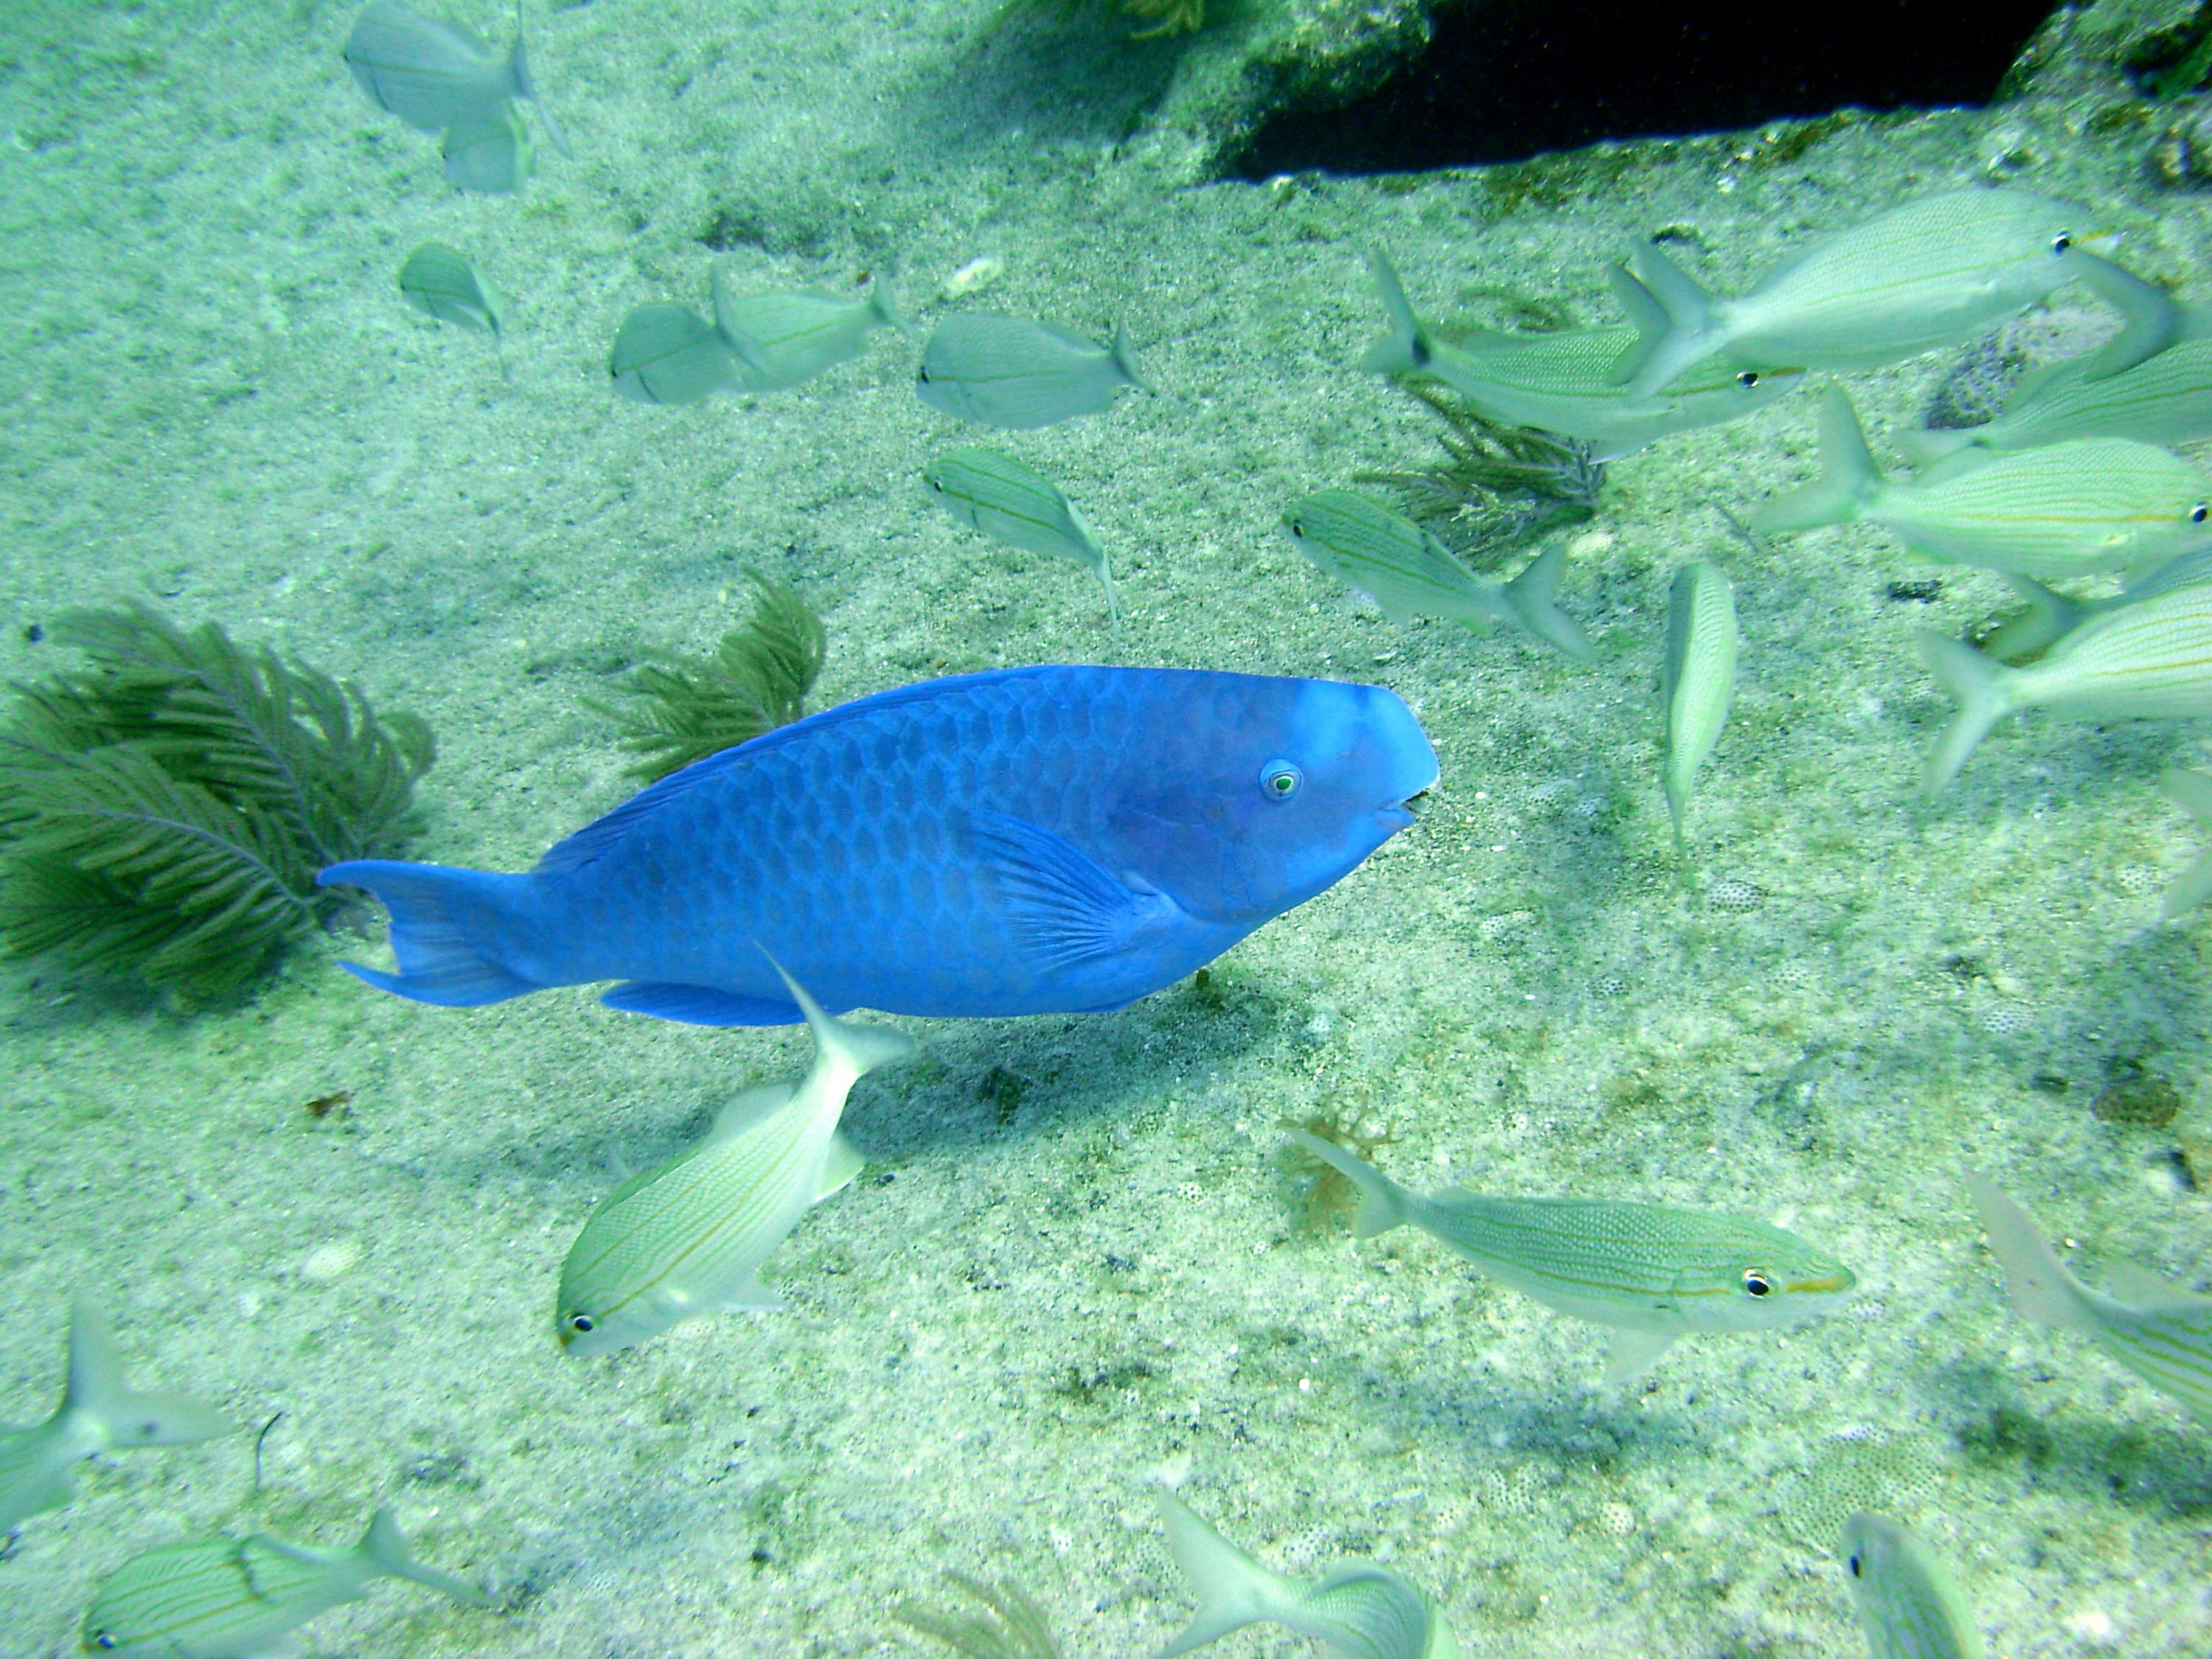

[917,312,1144,429]
[1915,579,2212,791]
[556,962,915,1354]
[923,448,1119,634]
[1153,1489,1460,1659]
[1613,189,2133,399]
[1842,1513,1984,1659]
[1660,560,1738,849]
[1964,1169,2212,1425]
[1755,386,2212,580]
[1903,335,2212,465]
[711,272,905,392]
[2160,767,2212,919]
[1974,547,2212,663]
[0,1295,228,1536]
[81,1507,491,1657]
[1290,1132,1855,1381]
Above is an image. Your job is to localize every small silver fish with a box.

[1291,1132,1855,1381]
[1756,386,2212,580]
[1841,1514,1984,1659]
[712,274,905,392]
[922,448,1118,633]
[2160,767,2212,919]
[1614,189,2128,399]
[82,1507,491,1658]
[609,302,743,406]
[1661,560,1737,849]
[344,0,568,153]
[1903,335,2212,465]
[397,243,502,335]
[916,312,1144,429]
[1361,251,1801,461]
[1280,489,1593,661]
[1154,1489,1460,1659]
[1964,1169,2212,1424]
[556,962,915,1355]
[1975,546,2212,662]
[0,1295,228,1535]
[1916,579,2212,791]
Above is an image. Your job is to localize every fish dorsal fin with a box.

[967,810,1179,970]
[2100,1258,2210,1312]
[535,667,1068,875]
[1602,1327,1677,1383]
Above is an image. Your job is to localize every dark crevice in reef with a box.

[1230,0,2064,179]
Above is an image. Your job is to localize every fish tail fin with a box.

[761,951,919,1082]
[1962,1171,2104,1336]
[506,31,571,158]
[1287,1130,1413,1239]
[1913,633,2017,795]
[317,860,546,1007]
[2160,769,2212,918]
[362,1508,496,1607]
[1359,247,1433,377]
[1615,244,1723,397]
[1110,321,1149,392]
[1504,543,1596,663]
[867,279,908,335]
[1601,260,1669,390]
[1893,425,1978,468]
[1153,1490,1287,1658]
[64,1295,229,1449]
[1751,386,1882,535]
[2069,249,2180,381]
[1980,575,2084,664]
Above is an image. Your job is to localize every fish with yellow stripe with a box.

[1841,1513,1983,1659]
[1289,1132,1856,1380]
[1964,1169,2212,1425]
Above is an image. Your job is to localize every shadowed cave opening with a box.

[1230,0,2065,178]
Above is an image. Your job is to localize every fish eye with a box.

[1847,1553,1863,1579]
[2192,503,2208,524]
[1287,518,1307,539]
[916,368,931,383]
[1259,759,1304,801]
[92,1635,116,1652]
[1742,1269,1773,1297]
[2051,232,2072,254]
[566,1312,596,1335]
[1736,370,1759,388]
[927,477,945,493]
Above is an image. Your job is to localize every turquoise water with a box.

[3,3,2210,1655]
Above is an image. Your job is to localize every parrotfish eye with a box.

[1736,370,1759,388]
[2191,503,2208,524]
[1742,1269,1773,1297]
[1259,759,1304,801]
[2051,232,2072,254]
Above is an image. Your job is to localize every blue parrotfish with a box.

[321,666,1437,1025]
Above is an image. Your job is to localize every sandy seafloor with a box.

[4,1,2212,1655]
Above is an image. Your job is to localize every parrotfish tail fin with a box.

[1110,321,1150,392]
[1913,633,2014,796]
[2069,250,2180,381]
[1961,1170,2105,1337]
[1152,1490,1287,1659]
[362,1508,497,1607]
[1287,1130,1413,1239]
[65,1295,229,1449]
[1979,575,2083,664]
[1892,425,1978,470]
[1616,243,1723,399]
[759,950,919,1083]
[1504,543,1596,664]
[507,4,572,158]
[1602,260,1668,389]
[2160,769,2212,919]
[317,861,545,1007]
[1359,247,1433,378]
[1750,386,1880,536]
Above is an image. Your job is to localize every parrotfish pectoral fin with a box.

[2067,251,2180,382]
[319,860,543,1007]
[1504,543,1596,663]
[970,811,1181,970]
[1750,386,1881,536]
[66,1295,229,1449]
[362,1506,495,1607]
[1287,1131,1413,1239]
[1913,634,2016,795]
[1153,1490,1286,1659]
[1617,244,1724,399]
[601,982,804,1026]
[1602,1327,1678,1383]
[1962,1169,2104,1335]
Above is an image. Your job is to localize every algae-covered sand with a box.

[3,1,2211,1655]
